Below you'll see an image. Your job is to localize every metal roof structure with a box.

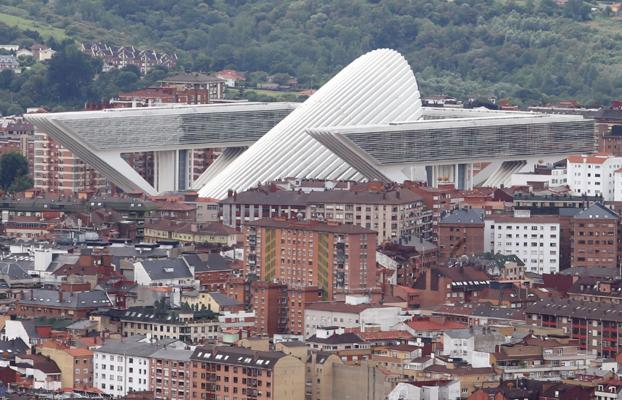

[197,49,423,198]
[27,49,594,198]
[26,102,296,194]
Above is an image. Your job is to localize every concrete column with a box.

[154,150,177,192]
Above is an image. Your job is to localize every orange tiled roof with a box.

[358,330,414,341]
[567,154,610,164]
[406,319,466,331]
[66,348,93,357]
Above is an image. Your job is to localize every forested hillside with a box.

[2,0,622,106]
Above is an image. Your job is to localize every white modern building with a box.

[387,381,461,400]
[93,335,186,397]
[567,154,622,201]
[484,210,561,274]
[442,327,505,368]
[304,295,404,338]
[510,162,567,188]
[26,50,595,198]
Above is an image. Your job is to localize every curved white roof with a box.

[197,49,423,199]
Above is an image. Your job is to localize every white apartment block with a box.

[567,154,622,201]
[484,210,560,274]
[93,335,185,397]
[510,165,567,188]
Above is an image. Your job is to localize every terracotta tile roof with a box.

[406,319,466,331]
[358,331,414,341]
[66,348,93,357]
[567,154,609,164]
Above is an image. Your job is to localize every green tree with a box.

[47,45,99,103]
[0,153,29,191]
[9,175,33,192]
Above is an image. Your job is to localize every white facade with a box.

[614,170,622,201]
[2,320,36,347]
[93,350,150,397]
[485,211,560,274]
[567,154,622,201]
[93,337,186,397]
[11,357,61,391]
[387,381,461,400]
[442,332,492,368]
[510,166,567,188]
[304,306,403,338]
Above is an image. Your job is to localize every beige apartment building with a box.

[33,131,105,194]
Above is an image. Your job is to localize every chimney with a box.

[58,289,63,303]
[30,289,34,301]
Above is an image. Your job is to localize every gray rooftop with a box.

[138,258,193,281]
[95,335,183,357]
[559,266,620,278]
[66,319,97,331]
[440,208,485,225]
[0,262,32,281]
[19,289,112,309]
[0,338,28,355]
[574,203,619,220]
[150,347,194,362]
[182,253,233,273]
[208,292,241,308]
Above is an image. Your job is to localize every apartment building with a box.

[595,380,622,400]
[571,203,619,268]
[120,306,220,344]
[159,73,225,103]
[438,208,485,264]
[0,116,34,172]
[407,183,455,242]
[408,265,490,308]
[93,335,186,397]
[222,183,432,244]
[305,186,432,243]
[525,298,622,358]
[38,341,93,389]
[567,154,622,201]
[15,288,112,320]
[149,347,194,400]
[244,218,377,300]
[485,210,561,274]
[189,346,305,400]
[492,336,596,381]
[376,241,438,288]
[33,131,106,195]
[250,281,288,336]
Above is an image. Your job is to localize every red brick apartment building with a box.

[149,348,194,400]
[189,346,305,400]
[438,208,485,264]
[244,218,377,300]
[571,203,619,268]
[525,298,622,358]
[33,129,105,195]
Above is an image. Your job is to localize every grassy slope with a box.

[0,12,67,41]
